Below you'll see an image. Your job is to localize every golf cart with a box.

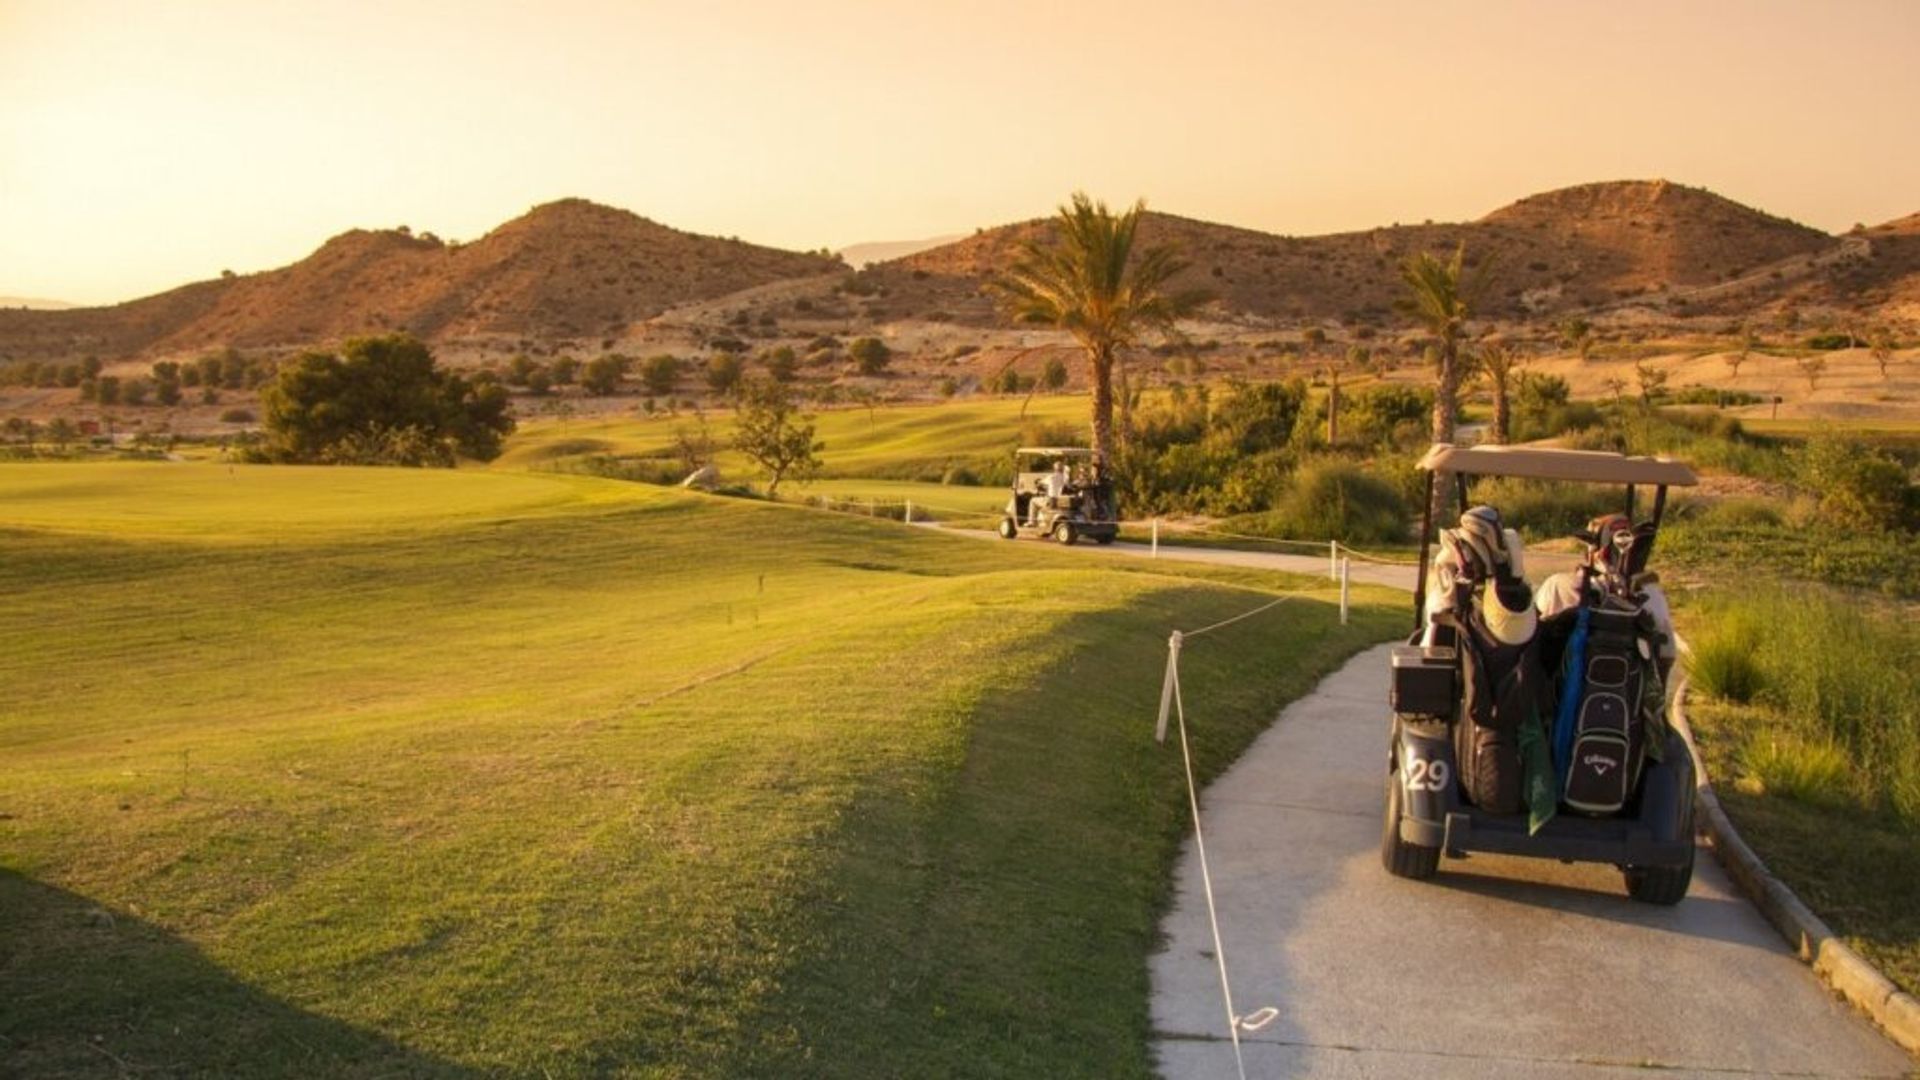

[1382,444,1700,903]
[995,447,1119,546]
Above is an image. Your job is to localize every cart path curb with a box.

[1670,664,1920,1060]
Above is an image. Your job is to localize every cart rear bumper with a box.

[1402,808,1692,868]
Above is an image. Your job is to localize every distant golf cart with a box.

[995,447,1118,546]
[1382,444,1700,903]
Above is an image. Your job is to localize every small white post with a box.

[1154,631,1182,743]
[1340,557,1351,626]
[905,499,913,524]
[1330,540,1339,580]
[1152,518,1160,558]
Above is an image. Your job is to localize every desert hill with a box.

[0,200,841,360]
[2,182,1911,369]
[855,180,1846,327]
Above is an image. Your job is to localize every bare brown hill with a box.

[1769,213,1920,322]
[0,199,841,361]
[857,180,1844,326]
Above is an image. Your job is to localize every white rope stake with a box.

[1164,631,1275,1080]
[1340,556,1350,626]
[1329,539,1339,580]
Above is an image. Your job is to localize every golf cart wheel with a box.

[1624,846,1694,905]
[997,517,1018,540]
[1381,769,1440,880]
[1053,521,1077,545]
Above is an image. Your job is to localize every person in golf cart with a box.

[1028,459,1072,526]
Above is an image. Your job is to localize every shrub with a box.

[1041,357,1068,390]
[707,353,744,394]
[1261,459,1407,543]
[1736,734,1856,810]
[761,346,798,382]
[1466,476,1616,540]
[1793,433,1911,532]
[1803,332,1853,350]
[219,407,256,424]
[549,356,579,386]
[581,355,625,396]
[1687,615,1765,703]
[849,337,891,375]
[640,355,680,396]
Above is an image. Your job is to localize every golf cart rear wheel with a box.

[1381,769,1440,880]
[997,517,1017,540]
[1053,521,1077,545]
[1624,851,1694,905]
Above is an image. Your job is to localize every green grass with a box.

[784,477,1004,521]
[496,395,1093,481]
[0,461,1398,1077]
[1680,589,1920,997]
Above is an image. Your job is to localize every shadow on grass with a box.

[0,869,479,1079]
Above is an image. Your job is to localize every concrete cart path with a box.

[1150,644,1913,1079]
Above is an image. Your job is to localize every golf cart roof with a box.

[1418,443,1698,486]
[1015,447,1096,458]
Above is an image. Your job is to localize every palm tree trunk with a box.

[1326,371,1341,445]
[1089,347,1115,466]
[1428,338,1460,526]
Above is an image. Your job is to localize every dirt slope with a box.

[0,200,841,360]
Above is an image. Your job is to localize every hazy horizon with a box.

[5,0,1918,306]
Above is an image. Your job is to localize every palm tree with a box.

[994,193,1203,466]
[1475,339,1522,444]
[1399,244,1493,521]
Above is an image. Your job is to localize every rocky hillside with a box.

[0,200,841,360]
[856,181,1849,326]
[2,182,1908,366]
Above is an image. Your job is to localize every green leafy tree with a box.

[581,355,626,396]
[848,337,892,376]
[641,355,680,397]
[258,334,513,465]
[762,346,799,382]
[1041,356,1068,390]
[731,378,822,496]
[96,375,121,406]
[992,192,1203,466]
[46,417,75,450]
[707,353,744,395]
[549,356,579,386]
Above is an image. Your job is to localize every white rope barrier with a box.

[1152,592,1302,1078]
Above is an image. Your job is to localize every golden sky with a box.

[4,0,1917,305]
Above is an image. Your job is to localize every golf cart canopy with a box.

[1015,447,1096,458]
[1417,444,1698,487]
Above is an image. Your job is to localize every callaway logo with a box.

[1582,754,1619,775]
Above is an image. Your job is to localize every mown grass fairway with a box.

[1,462,1397,1077]
[495,394,1093,477]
